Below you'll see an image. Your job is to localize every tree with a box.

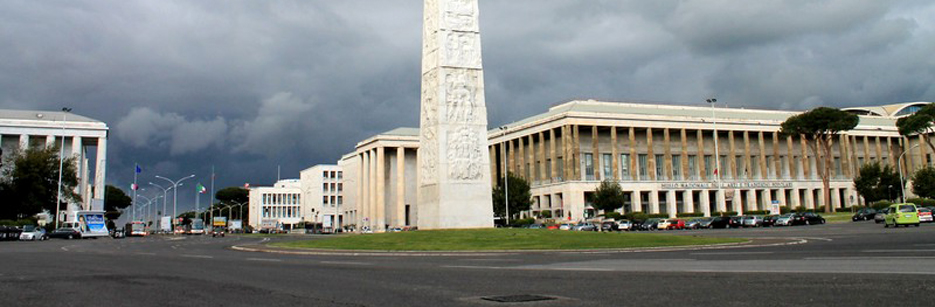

[0,146,79,220]
[911,166,935,199]
[104,185,132,220]
[491,172,532,222]
[853,162,901,204]
[215,186,248,205]
[896,103,935,154]
[591,180,626,215]
[780,107,859,213]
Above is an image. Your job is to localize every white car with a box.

[558,223,574,231]
[774,214,795,226]
[19,225,48,241]
[657,219,672,230]
[616,220,633,231]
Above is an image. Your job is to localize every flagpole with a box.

[132,163,138,222]
[210,165,215,221]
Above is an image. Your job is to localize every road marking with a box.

[690,252,773,256]
[180,254,214,259]
[457,258,521,262]
[320,261,372,266]
[805,256,935,260]
[246,258,282,262]
[135,252,157,256]
[166,237,186,241]
[863,249,935,253]
[799,237,834,242]
[61,246,69,251]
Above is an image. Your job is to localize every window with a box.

[620,154,630,178]
[337,171,343,179]
[337,183,343,191]
[834,157,843,177]
[602,153,613,179]
[655,154,665,179]
[331,196,336,205]
[323,171,328,178]
[330,171,336,179]
[720,155,729,179]
[323,183,328,192]
[688,155,697,179]
[584,153,595,180]
[323,196,329,204]
[638,154,648,180]
[737,155,746,179]
[545,159,552,181]
[671,155,682,180]
[557,157,564,180]
[337,196,343,205]
[704,155,713,177]
[331,183,336,191]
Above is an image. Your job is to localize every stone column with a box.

[19,134,29,150]
[684,190,694,214]
[611,127,619,180]
[787,136,796,179]
[45,135,55,148]
[831,188,841,210]
[573,125,581,180]
[71,136,84,197]
[875,136,883,162]
[777,188,787,210]
[805,188,816,209]
[649,190,660,214]
[728,131,737,179]
[801,136,811,179]
[592,125,600,181]
[680,129,689,180]
[663,128,672,180]
[762,189,772,211]
[629,127,638,181]
[359,153,366,228]
[563,125,571,181]
[666,190,677,218]
[790,188,801,209]
[758,132,768,178]
[549,128,557,181]
[397,147,406,227]
[632,190,642,212]
[369,150,377,229]
[647,128,656,181]
[538,131,546,183]
[863,136,871,166]
[528,135,535,181]
[887,137,897,168]
[734,188,745,215]
[716,189,727,213]
[746,189,758,211]
[697,130,706,180]
[377,147,386,231]
[699,190,711,217]
[743,132,752,179]
[517,136,525,180]
[508,139,515,174]
[93,137,107,204]
[919,135,927,167]
[773,132,781,179]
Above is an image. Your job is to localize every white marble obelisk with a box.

[418,0,494,229]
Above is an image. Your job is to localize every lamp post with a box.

[498,126,510,226]
[707,98,722,216]
[55,107,72,229]
[897,144,920,203]
[149,182,174,228]
[155,174,195,229]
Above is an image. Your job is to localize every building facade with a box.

[300,165,346,230]
[0,109,108,221]
[340,100,933,230]
[247,179,303,230]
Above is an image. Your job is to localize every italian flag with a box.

[197,183,207,194]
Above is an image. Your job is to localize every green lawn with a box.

[269,229,745,251]
[822,212,856,223]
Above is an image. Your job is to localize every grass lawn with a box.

[822,212,856,223]
[269,229,745,251]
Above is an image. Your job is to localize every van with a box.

[884,204,920,228]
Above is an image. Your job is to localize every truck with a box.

[125,221,148,236]
[63,210,109,239]
[159,216,172,233]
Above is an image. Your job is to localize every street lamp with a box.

[55,107,72,229]
[498,126,510,225]
[149,182,174,223]
[706,98,722,216]
[897,143,921,203]
[155,174,196,229]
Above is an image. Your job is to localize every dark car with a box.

[49,227,81,239]
[697,217,714,228]
[709,216,733,229]
[729,216,744,228]
[762,215,779,227]
[211,227,226,237]
[1,225,23,241]
[852,208,877,221]
[794,212,826,225]
[640,218,660,231]
[601,222,618,231]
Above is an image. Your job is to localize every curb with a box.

[230,237,808,257]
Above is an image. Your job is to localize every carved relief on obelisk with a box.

[418,0,494,229]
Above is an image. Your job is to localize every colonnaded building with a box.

[0,109,109,221]
[248,100,933,232]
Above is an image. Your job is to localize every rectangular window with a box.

[337,183,343,191]
[545,159,552,181]
[337,196,343,205]
[737,155,746,179]
[688,155,697,180]
[323,183,328,192]
[704,155,713,178]
[638,154,648,180]
[323,196,328,205]
[766,156,774,178]
[337,171,343,179]
[602,153,613,179]
[331,196,336,205]
[620,154,630,178]
[584,153,595,180]
[655,154,665,179]
[557,157,564,180]
[835,157,843,177]
[331,183,336,191]
[720,155,729,179]
[330,171,336,179]
[323,171,328,178]
[671,155,682,180]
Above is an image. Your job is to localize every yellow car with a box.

[884,203,921,228]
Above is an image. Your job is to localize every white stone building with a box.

[247,179,303,230]
[299,164,345,230]
[0,109,108,221]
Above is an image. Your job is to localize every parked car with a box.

[527,224,545,229]
[0,225,22,241]
[616,219,633,231]
[546,224,560,230]
[709,216,733,229]
[852,208,877,221]
[795,212,826,225]
[600,222,618,231]
[774,213,796,226]
[918,207,933,223]
[696,217,714,229]
[49,227,82,239]
[667,219,686,230]
[729,216,744,228]
[18,225,47,241]
[657,219,672,230]
[762,215,779,227]
[685,219,703,230]
[884,203,920,228]
[874,207,890,224]
[742,216,763,227]
[558,223,574,231]
[640,219,660,231]
[574,223,598,231]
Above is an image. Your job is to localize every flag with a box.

[135,164,142,174]
[197,183,207,194]
[713,168,718,176]
[131,183,139,190]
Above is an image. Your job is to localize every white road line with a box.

[863,249,935,253]
[798,237,834,242]
[60,246,69,251]
[180,254,214,259]
[691,252,774,256]
[246,258,283,262]
[320,261,372,266]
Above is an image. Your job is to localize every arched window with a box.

[895,104,927,117]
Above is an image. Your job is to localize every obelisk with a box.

[418,0,494,229]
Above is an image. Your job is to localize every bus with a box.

[125,221,148,237]
[187,219,205,235]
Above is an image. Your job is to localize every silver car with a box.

[774,214,795,226]
[742,216,763,227]
[616,220,633,231]
[18,225,47,241]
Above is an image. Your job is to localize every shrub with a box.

[538,210,552,219]
[511,218,535,226]
[713,211,738,216]
[622,212,648,221]
[906,198,935,207]
[647,214,670,219]
[602,212,622,220]
[742,210,769,215]
[0,219,15,226]
[677,213,705,218]
[871,200,893,210]
[793,206,807,213]
[779,206,791,214]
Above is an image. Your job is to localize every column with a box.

[761,189,772,212]
[19,134,29,150]
[629,127,638,181]
[863,136,871,166]
[647,128,656,180]
[538,131,546,183]
[376,147,385,231]
[46,135,55,148]
[549,128,557,181]
[666,190,677,218]
[919,135,927,167]
[573,125,581,180]
[699,189,711,217]
[801,136,810,179]
[93,137,107,204]
[611,127,619,180]
[563,125,571,181]
[508,139,515,174]
[758,132,768,178]
[489,145,497,187]
[592,125,600,180]
[728,131,737,179]
[517,136,525,180]
[683,190,694,214]
[680,129,688,180]
[528,134,535,181]
[831,188,841,210]
[743,132,752,179]
[663,128,672,180]
[805,188,816,209]
[649,190,660,214]
[697,130,706,180]
[787,136,797,179]
[875,136,883,162]
[777,188,787,211]
[631,191,642,212]
[790,188,801,209]
[746,189,758,212]
[887,137,897,168]
[396,147,406,227]
[71,136,84,197]
[359,152,366,229]
[369,150,376,229]
[773,132,781,178]
[734,188,744,215]
[716,189,727,213]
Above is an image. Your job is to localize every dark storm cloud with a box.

[1,0,933,213]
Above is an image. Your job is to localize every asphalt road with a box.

[3,221,935,306]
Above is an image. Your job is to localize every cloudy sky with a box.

[2,0,934,214]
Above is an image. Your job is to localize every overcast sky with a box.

[2,0,934,215]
